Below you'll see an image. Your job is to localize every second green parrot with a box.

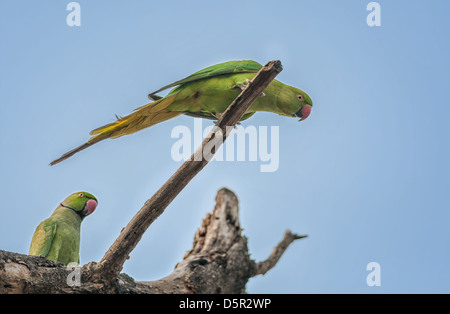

[50,60,313,165]
[29,192,98,265]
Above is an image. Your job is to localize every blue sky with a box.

[1,1,449,293]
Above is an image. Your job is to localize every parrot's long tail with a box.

[50,95,181,166]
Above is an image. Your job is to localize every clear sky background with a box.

[1,1,449,293]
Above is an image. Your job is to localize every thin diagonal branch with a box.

[253,230,307,276]
[93,60,283,281]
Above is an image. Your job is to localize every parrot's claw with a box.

[213,112,241,128]
[235,79,251,91]
[213,112,223,125]
[213,120,240,129]
[236,79,265,97]
[212,113,219,125]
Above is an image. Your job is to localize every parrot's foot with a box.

[235,79,265,97]
[213,113,240,128]
[213,121,241,129]
[213,112,222,126]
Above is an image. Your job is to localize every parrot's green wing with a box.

[29,219,57,258]
[149,60,262,96]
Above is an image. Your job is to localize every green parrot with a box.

[29,192,98,265]
[50,60,312,165]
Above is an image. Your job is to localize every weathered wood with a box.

[0,188,305,294]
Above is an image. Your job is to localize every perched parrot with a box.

[29,192,98,265]
[50,60,312,165]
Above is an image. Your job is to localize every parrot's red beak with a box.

[82,199,97,216]
[296,105,312,121]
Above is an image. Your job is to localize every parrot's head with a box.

[277,85,313,121]
[61,192,98,220]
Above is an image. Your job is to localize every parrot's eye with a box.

[297,94,304,101]
[78,193,85,198]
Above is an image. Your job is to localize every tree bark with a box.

[0,188,305,294]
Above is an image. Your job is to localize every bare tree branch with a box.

[92,60,283,282]
[253,230,307,276]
